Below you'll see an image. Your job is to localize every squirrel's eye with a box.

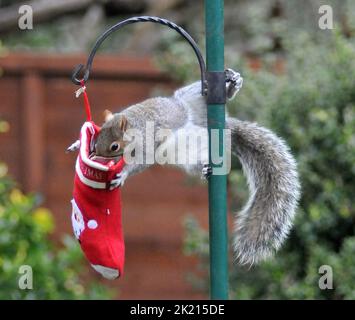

[110,142,120,152]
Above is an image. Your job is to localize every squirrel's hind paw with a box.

[201,164,212,180]
[225,68,243,100]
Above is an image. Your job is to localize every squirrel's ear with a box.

[119,115,128,132]
[103,109,114,122]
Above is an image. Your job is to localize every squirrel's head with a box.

[95,110,128,158]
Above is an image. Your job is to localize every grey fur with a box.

[95,73,301,265]
[227,118,300,264]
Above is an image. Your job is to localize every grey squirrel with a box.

[94,69,301,265]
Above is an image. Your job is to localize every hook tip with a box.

[71,64,86,85]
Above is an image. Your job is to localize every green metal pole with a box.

[205,0,229,300]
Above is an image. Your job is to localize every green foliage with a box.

[0,173,114,299]
[170,30,355,299]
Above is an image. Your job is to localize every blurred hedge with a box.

[0,171,114,299]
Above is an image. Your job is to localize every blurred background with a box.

[0,0,354,299]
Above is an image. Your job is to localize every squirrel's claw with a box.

[202,164,212,180]
[66,140,80,153]
[225,68,243,100]
[109,171,128,190]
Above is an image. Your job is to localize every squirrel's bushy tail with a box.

[226,118,301,265]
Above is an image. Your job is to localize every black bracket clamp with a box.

[206,71,226,104]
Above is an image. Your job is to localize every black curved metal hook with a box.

[71,16,207,95]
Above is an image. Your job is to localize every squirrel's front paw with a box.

[109,171,128,190]
[225,68,243,100]
[201,164,212,180]
[66,140,80,153]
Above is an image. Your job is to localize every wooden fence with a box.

[0,53,209,299]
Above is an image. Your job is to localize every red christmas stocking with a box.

[70,121,125,280]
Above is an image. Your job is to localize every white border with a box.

[80,122,109,171]
[76,159,107,189]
